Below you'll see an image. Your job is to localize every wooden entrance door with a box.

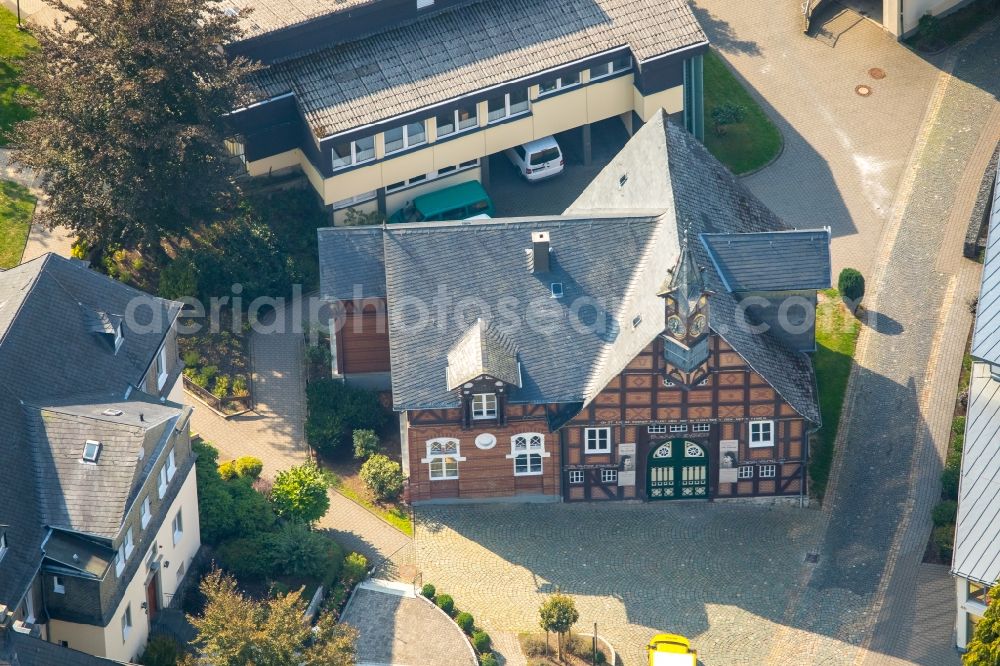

[647,439,708,499]
[146,576,159,621]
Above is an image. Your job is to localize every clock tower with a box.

[658,241,711,386]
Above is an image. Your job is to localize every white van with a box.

[504,136,564,181]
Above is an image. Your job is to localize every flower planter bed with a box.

[179,307,253,415]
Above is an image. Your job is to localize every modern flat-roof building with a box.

[226,0,709,222]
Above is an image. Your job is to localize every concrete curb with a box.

[416,592,480,665]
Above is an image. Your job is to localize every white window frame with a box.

[471,393,497,420]
[435,104,478,137]
[82,440,101,463]
[569,470,584,484]
[738,466,754,479]
[140,496,151,529]
[669,424,688,433]
[601,468,618,484]
[0,532,7,563]
[759,464,777,479]
[158,464,168,499]
[224,136,246,166]
[331,135,376,170]
[155,345,168,390]
[383,120,427,155]
[172,510,183,546]
[115,549,125,577]
[421,438,465,481]
[647,424,668,434]
[507,433,548,476]
[538,71,581,96]
[749,420,775,448]
[589,54,632,81]
[121,605,132,642]
[53,575,65,594]
[487,89,530,123]
[123,528,134,560]
[416,0,434,7]
[584,427,611,454]
[113,324,124,352]
[692,423,711,433]
[166,449,176,481]
[332,190,378,211]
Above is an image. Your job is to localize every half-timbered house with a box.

[318,110,830,504]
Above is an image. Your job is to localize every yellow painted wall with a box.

[381,147,437,185]
[586,75,636,123]
[482,115,534,154]
[246,148,301,177]
[326,163,382,207]
[634,84,684,122]
[432,131,488,170]
[531,88,589,138]
[46,470,202,662]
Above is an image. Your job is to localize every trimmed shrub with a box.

[234,456,263,480]
[353,429,381,460]
[455,611,475,634]
[421,583,436,599]
[212,375,230,399]
[271,462,331,525]
[435,594,455,616]
[360,454,404,502]
[933,524,955,560]
[194,440,276,546]
[158,255,198,301]
[479,654,499,666]
[932,500,958,527]
[306,379,387,457]
[138,633,183,666]
[710,102,747,135]
[342,552,369,584]
[217,460,238,481]
[471,630,492,654]
[838,268,865,305]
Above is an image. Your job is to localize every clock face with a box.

[667,315,686,339]
[690,313,707,338]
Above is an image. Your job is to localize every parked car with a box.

[504,136,564,181]
[647,633,697,666]
[388,180,495,223]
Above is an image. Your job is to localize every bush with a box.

[212,375,230,399]
[471,630,492,653]
[271,463,331,525]
[711,102,747,135]
[838,268,865,305]
[194,440,276,545]
[138,633,183,666]
[353,429,381,460]
[199,365,219,386]
[182,350,201,367]
[232,375,250,397]
[565,635,604,662]
[234,456,263,480]
[159,255,199,301]
[217,460,238,481]
[216,536,272,579]
[360,454,404,502]
[455,611,475,634]
[933,524,954,560]
[306,379,387,457]
[342,208,386,226]
[932,500,958,527]
[435,593,454,616]
[342,552,369,584]
[421,583,436,599]
[479,654,499,666]
[267,523,344,588]
[940,465,960,501]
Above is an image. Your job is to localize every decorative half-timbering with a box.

[318,111,831,504]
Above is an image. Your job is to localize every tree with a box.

[271,463,331,526]
[838,268,866,312]
[359,454,404,502]
[965,583,1000,665]
[188,569,357,666]
[539,592,579,660]
[306,379,387,457]
[710,102,747,136]
[353,429,380,460]
[11,0,257,258]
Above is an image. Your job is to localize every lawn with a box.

[0,179,34,267]
[809,289,862,500]
[0,7,37,145]
[702,48,782,176]
[329,471,413,536]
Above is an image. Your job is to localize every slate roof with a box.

[250,0,706,137]
[319,112,826,423]
[446,319,521,390]
[700,230,832,293]
[0,254,181,609]
[318,226,386,301]
[952,362,1000,585]
[22,394,185,539]
[1,624,127,665]
[230,0,376,39]
[971,155,1000,365]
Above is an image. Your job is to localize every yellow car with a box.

[647,633,697,666]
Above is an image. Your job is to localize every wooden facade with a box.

[403,333,808,504]
[334,299,390,374]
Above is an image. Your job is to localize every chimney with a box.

[531,231,550,273]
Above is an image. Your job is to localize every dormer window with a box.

[82,440,101,463]
[472,393,497,420]
[113,324,124,352]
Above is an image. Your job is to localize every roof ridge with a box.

[0,253,52,351]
